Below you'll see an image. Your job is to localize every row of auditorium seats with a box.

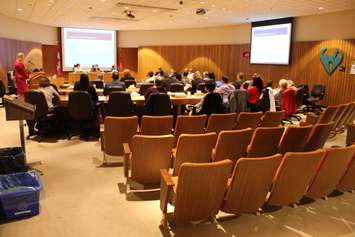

[100,112,293,161]
[121,122,334,188]
[159,145,355,232]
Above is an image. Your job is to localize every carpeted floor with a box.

[0,107,354,237]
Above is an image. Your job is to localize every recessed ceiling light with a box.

[152,9,157,13]
[211,4,216,7]
[17,8,23,11]
[124,6,129,9]
[222,7,226,11]
[200,1,205,4]
[100,0,106,2]
[318,6,324,10]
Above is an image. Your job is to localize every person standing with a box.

[14,52,29,96]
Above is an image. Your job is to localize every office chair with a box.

[103,85,125,96]
[24,91,56,142]
[124,79,136,88]
[67,91,98,140]
[105,91,134,117]
[92,80,104,89]
[306,84,326,114]
[138,83,154,95]
[169,83,184,92]
[144,93,172,116]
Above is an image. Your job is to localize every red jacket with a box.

[247,86,260,104]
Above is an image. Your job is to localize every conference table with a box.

[58,93,203,114]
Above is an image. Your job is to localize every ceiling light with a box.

[200,1,205,4]
[152,9,157,13]
[17,8,23,11]
[124,6,129,9]
[318,6,324,10]
[222,7,226,11]
[100,0,106,2]
[211,4,216,7]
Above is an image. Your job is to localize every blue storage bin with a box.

[0,171,42,220]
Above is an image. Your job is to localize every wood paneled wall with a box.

[0,37,42,72]
[119,48,138,75]
[138,39,355,105]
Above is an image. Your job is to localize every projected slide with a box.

[62,28,116,71]
[250,22,292,65]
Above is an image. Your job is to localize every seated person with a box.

[120,69,136,82]
[217,75,235,112]
[248,75,264,112]
[233,72,245,89]
[37,77,60,111]
[202,71,210,81]
[265,80,276,112]
[194,81,223,115]
[191,71,204,94]
[144,78,167,101]
[91,64,101,72]
[161,75,180,91]
[105,72,125,88]
[73,63,82,72]
[145,71,156,83]
[74,74,98,103]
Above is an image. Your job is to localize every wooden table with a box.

[68,72,113,84]
[59,94,203,114]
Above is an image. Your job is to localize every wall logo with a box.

[320,48,343,76]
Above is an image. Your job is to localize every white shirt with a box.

[267,87,276,112]
[38,86,60,109]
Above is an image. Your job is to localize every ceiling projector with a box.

[196,8,207,15]
[124,10,135,18]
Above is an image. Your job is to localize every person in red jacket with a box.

[14,52,29,96]
[248,74,264,111]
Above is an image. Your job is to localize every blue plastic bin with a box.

[0,171,42,220]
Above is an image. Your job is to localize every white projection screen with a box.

[61,27,117,71]
[250,18,293,65]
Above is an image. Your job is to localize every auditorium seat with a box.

[346,123,355,146]
[101,116,138,162]
[303,122,334,152]
[123,134,174,192]
[329,104,348,136]
[103,86,125,96]
[173,115,207,147]
[337,153,355,192]
[221,154,282,215]
[259,111,285,127]
[105,91,134,117]
[306,145,355,199]
[140,115,173,135]
[278,126,313,154]
[235,112,263,130]
[160,160,232,233]
[206,113,237,133]
[344,102,355,125]
[212,129,253,167]
[268,150,325,207]
[300,105,338,126]
[247,127,284,157]
[335,103,355,133]
[173,133,217,175]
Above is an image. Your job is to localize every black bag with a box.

[0,147,27,174]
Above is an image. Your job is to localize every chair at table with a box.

[206,113,237,133]
[278,126,313,154]
[267,150,325,207]
[104,91,134,117]
[235,112,263,130]
[160,160,232,233]
[101,116,138,162]
[247,127,285,157]
[169,83,184,92]
[221,154,282,215]
[212,129,253,167]
[303,122,334,152]
[124,135,174,191]
[173,115,207,147]
[25,90,55,141]
[306,145,355,199]
[140,115,173,135]
[124,79,136,88]
[259,111,285,127]
[337,153,355,192]
[138,83,154,95]
[103,86,125,96]
[144,93,172,116]
[68,91,98,139]
[173,133,217,175]
[92,80,104,89]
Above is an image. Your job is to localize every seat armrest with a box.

[123,143,131,178]
[160,169,175,213]
[100,132,105,151]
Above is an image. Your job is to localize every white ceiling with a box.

[1,0,355,30]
